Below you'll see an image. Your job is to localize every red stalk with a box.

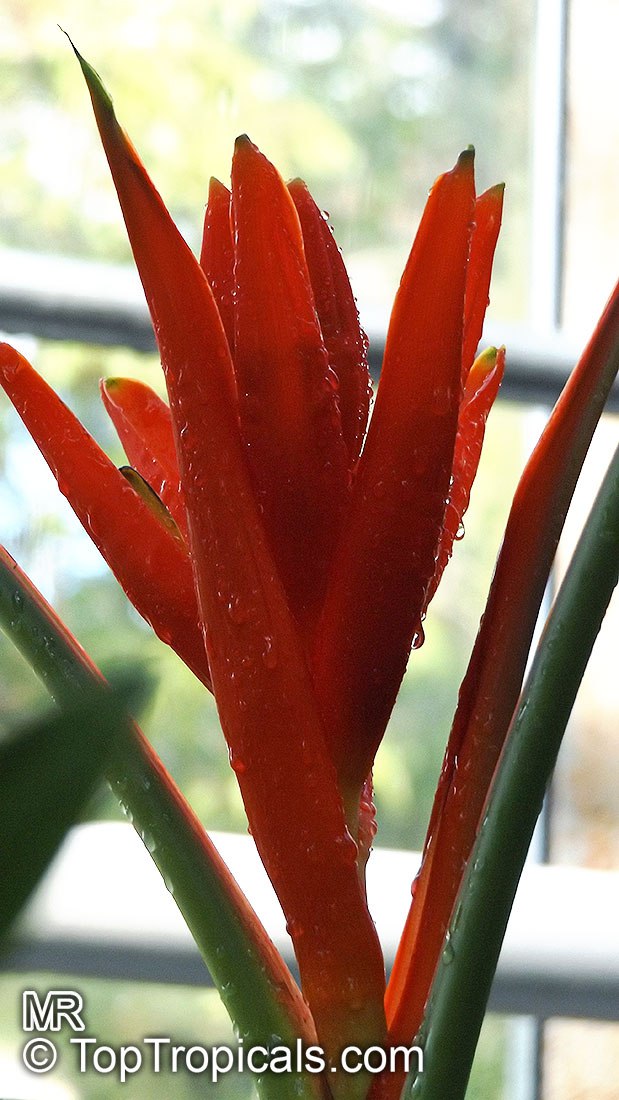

[0,344,209,686]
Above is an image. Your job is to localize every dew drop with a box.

[324,365,339,393]
[286,918,304,939]
[119,801,134,825]
[442,933,455,965]
[335,831,358,866]
[142,831,158,854]
[261,636,277,669]
[227,595,250,624]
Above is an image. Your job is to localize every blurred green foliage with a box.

[0,0,533,317]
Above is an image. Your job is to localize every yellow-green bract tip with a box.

[61,29,115,115]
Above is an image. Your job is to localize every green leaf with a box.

[0,673,145,945]
[0,546,324,1100]
[407,442,619,1100]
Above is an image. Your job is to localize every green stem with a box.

[0,548,326,1100]
[408,442,619,1100]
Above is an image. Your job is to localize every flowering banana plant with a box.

[1,46,618,1100]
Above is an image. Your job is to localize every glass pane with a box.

[563,0,619,337]
[544,0,619,1090]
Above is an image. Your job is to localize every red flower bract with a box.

[0,48,505,1087]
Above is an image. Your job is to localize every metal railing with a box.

[1,248,618,411]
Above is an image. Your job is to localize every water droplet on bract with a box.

[11,589,24,617]
[230,755,247,775]
[286,918,304,939]
[261,636,277,669]
[324,366,339,393]
[335,831,358,866]
[412,624,425,649]
[455,520,465,541]
[227,595,250,624]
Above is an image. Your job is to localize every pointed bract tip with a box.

[478,345,498,363]
[480,181,505,207]
[100,378,126,405]
[208,176,230,199]
[65,35,115,116]
[457,146,475,169]
[466,345,498,385]
[234,133,254,151]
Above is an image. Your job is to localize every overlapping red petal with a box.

[288,177,372,468]
[312,152,476,814]
[199,177,235,352]
[0,344,209,685]
[462,184,504,383]
[232,137,350,634]
[101,376,188,538]
[426,345,506,605]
